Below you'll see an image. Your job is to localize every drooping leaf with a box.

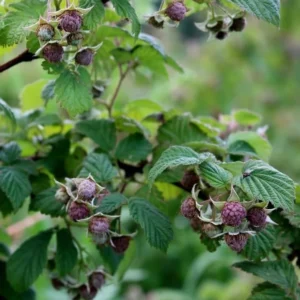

[233,109,262,126]
[41,80,56,104]
[96,193,128,214]
[0,99,16,131]
[80,0,105,29]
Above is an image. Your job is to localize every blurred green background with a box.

[1,0,300,299]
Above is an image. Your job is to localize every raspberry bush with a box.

[0,0,299,299]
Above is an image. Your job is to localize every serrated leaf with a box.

[221,161,244,176]
[80,0,105,29]
[199,161,232,188]
[128,198,173,252]
[249,282,291,300]
[0,98,16,131]
[0,189,14,217]
[233,260,297,293]
[281,204,300,228]
[96,193,128,214]
[7,230,53,292]
[228,0,280,26]
[242,226,277,261]
[55,67,93,116]
[148,146,213,187]
[228,140,258,158]
[0,142,21,164]
[236,160,295,211]
[0,166,31,210]
[80,153,118,183]
[56,229,78,276]
[115,133,152,162]
[233,109,262,126]
[75,119,116,152]
[110,0,140,37]
[41,80,55,104]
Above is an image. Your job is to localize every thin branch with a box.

[0,50,39,73]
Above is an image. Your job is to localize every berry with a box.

[229,17,246,32]
[224,233,249,252]
[89,271,106,290]
[190,217,203,232]
[88,217,109,235]
[75,49,94,66]
[247,207,267,228]
[215,31,228,40]
[200,223,221,238]
[51,278,65,290]
[206,20,223,33]
[181,170,199,190]
[59,10,82,33]
[148,16,164,29]
[180,197,198,219]
[36,24,55,42]
[55,187,70,204]
[92,232,109,245]
[221,202,247,227]
[79,284,97,300]
[78,179,96,201]
[68,201,90,221]
[165,1,187,22]
[42,43,64,63]
[66,32,84,46]
[111,236,131,253]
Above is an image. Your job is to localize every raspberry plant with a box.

[1,0,299,299]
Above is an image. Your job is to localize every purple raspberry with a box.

[224,233,249,252]
[88,217,109,235]
[111,236,131,253]
[78,179,96,201]
[75,49,94,66]
[229,17,246,32]
[68,201,90,221]
[59,10,82,33]
[165,1,187,22]
[190,217,203,232]
[88,271,106,290]
[215,31,228,40]
[66,32,84,46]
[36,24,55,42]
[180,197,198,219]
[181,170,199,190]
[221,202,247,227]
[79,284,97,300]
[42,43,64,63]
[247,207,267,228]
[200,223,221,238]
[94,189,110,206]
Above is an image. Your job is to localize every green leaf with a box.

[199,161,232,188]
[80,153,118,183]
[0,189,14,217]
[30,187,65,217]
[227,132,272,161]
[0,142,21,164]
[221,161,244,176]
[233,109,262,126]
[236,160,295,211]
[75,119,116,152]
[233,260,297,293]
[249,282,291,300]
[7,230,53,292]
[148,146,213,187]
[55,67,93,116]
[110,0,140,37]
[228,0,280,26]
[242,226,277,261]
[41,80,55,104]
[281,204,300,228]
[96,193,128,214]
[56,229,78,276]
[115,133,152,162]
[228,140,258,158]
[0,166,31,210]
[0,99,16,131]
[80,0,105,29]
[128,198,173,252]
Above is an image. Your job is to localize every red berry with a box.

[165,1,187,22]
[59,10,82,33]
[75,49,94,66]
[111,236,131,253]
[180,197,198,219]
[88,217,109,235]
[247,207,267,228]
[68,201,90,221]
[42,43,64,63]
[221,202,246,227]
[224,233,249,252]
[78,179,96,201]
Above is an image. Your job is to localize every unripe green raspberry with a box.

[78,179,96,201]
[36,24,55,42]
[92,233,109,245]
[55,187,70,204]
[42,43,64,63]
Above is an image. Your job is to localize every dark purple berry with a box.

[75,49,94,66]
[200,223,221,238]
[88,217,109,235]
[79,284,97,300]
[111,236,131,253]
[55,187,70,204]
[180,197,198,219]
[229,17,246,32]
[88,271,106,290]
[190,217,203,232]
[78,179,96,201]
[36,24,55,42]
[68,201,90,221]
[66,32,84,46]
[221,202,247,227]
[51,278,65,290]
[206,20,223,33]
[247,207,267,228]
[224,233,249,252]
[165,1,187,22]
[215,31,228,40]
[181,170,199,190]
[42,43,64,63]
[59,10,82,33]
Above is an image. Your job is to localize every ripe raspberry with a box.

[78,179,96,201]
[180,197,198,219]
[181,170,199,190]
[206,20,223,33]
[55,187,70,204]
[36,24,55,42]
[79,284,97,300]
[215,31,228,40]
[229,17,246,32]
[59,10,82,33]
[200,223,221,238]
[111,236,131,253]
[221,202,246,227]
[94,189,110,206]
[164,1,187,22]
[190,217,203,232]
[66,32,84,46]
[88,271,106,289]
[247,207,267,228]
[88,217,109,235]
[68,201,90,221]
[75,49,94,66]
[42,43,64,63]
[224,233,249,252]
